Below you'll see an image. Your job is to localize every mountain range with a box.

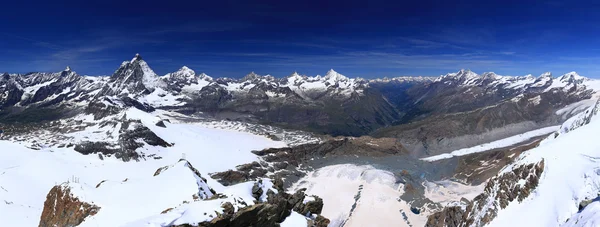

[0,54,595,157]
[2,54,600,227]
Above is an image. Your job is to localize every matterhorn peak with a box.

[64,66,71,72]
[131,53,143,63]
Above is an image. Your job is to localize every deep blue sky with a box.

[2,0,600,78]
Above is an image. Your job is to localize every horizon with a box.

[6,53,587,80]
[3,0,600,78]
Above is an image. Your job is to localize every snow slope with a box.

[0,108,287,226]
[484,100,600,226]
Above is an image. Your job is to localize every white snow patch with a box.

[290,164,426,227]
[421,126,559,162]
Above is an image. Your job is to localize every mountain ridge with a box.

[1,54,597,156]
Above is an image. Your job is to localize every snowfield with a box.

[291,164,427,227]
[0,108,289,226]
[486,100,600,226]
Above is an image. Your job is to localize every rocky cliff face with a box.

[39,183,100,227]
[175,185,329,227]
[425,160,545,227]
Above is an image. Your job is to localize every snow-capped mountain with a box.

[98,53,165,97]
[3,53,600,227]
[426,98,600,227]
[372,69,598,157]
[0,54,598,152]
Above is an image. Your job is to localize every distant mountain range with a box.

[0,54,596,156]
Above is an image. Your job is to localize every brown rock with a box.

[39,183,100,227]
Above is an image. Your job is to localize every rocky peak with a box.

[102,53,161,96]
[131,53,142,63]
[197,73,213,81]
[456,69,478,79]
[178,66,195,75]
[559,71,588,84]
[166,66,196,81]
[64,66,72,72]
[1,73,10,81]
[324,69,349,82]
[242,72,261,81]
[481,72,500,80]
[539,72,553,79]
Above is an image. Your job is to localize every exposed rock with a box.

[174,187,329,227]
[74,121,171,162]
[425,206,464,227]
[293,195,324,216]
[210,170,250,186]
[251,181,264,202]
[308,215,330,227]
[96,180,107,188]
[156,120,167,128]
[426,159,545,227]
[39,183,100,227]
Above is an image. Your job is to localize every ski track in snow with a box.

[290,164,428,227]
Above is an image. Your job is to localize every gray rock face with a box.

[73,120,171,161]
[426,160,545,227]
[97,54,159,97]
[172,185,329,227]
[425,206,464,227]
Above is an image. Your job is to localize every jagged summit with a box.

[131,53,142,63]
[64,66,71,72]
[242,71,261,81]
[175,66,195,77]
[97,53,162,97]
[539,72,553,78]
[559,71,588,84]
[324,69,349,83]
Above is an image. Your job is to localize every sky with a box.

[2,0,600,78]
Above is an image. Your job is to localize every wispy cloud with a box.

[146,22,251,35]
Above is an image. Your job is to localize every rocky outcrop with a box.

[154,159,217,199]
[39,183,100,227]
[74,120,171,161]
[425,206,464,227]
[426,160,545,227]
[171,185,329,227]
[293,195,324,216]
